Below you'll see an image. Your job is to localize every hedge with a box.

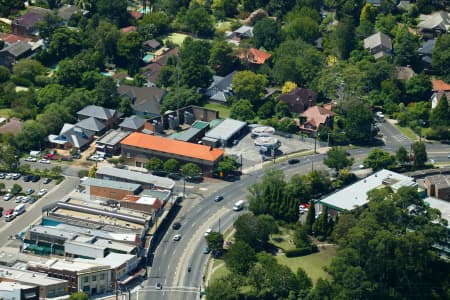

[285,245,319,257]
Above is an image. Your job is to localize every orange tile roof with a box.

[121,132,224,162]
[432,79,450,92]
[238,48,271,64]
[300,106,334,129]
[129,11,143,19]
[120,26,137,33]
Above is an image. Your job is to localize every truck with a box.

[233,200,245,211]
[13,204,25,216]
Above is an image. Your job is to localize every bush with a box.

[10,75,33,87]
[285,245,319,257]
[78,170,88,178]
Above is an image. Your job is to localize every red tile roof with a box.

[121,132,224,162]
[300,106,335,130]
[432,79,450,92]
[120,26,137,33]
[0,33,33,44]
[238,48,271,64]
[129,11,143,19]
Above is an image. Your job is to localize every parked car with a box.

[38,189,48,197]
[173,234,181,241]
[28,196,37,204]
[43,178,52,184]
[24,157,37,162]
[15,196,24,203]
[172,222,181,230]
[203,246,210,254]
[12,173,21,180]
[0,173,4,179]
[25,188,34,195]
[23,175,32,182]
[3,193,13,201]
[22,196,31,203]
[31,175,41,182]
[168,173,181,180]
[214,195,223,202]
[5,173,12,180]
[39,159,51,164]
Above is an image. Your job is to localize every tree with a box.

[206,231,224,253]
[284,14,319,43]
[281,81,297,94]
[224,240,256,275]
[393,27,419,67]
[232,71,268,104]
[274,102,290,118]
[341,98,376,144]
[160,87,202,112]
[37,13,63,42]
[139,12,171,36]
[405,73,432,103]
[95,0,129,26]
[253,18,281,50]
[208,40,236,76]
[11,183,22,195]
[432,34,450,79]
[0,66,10,83]
[332,17,355,59]
[37,84,68,108]
[363,148,396,171]
[293,224,311,248]
[396,146,409,165]
[205,277,239,300]
[117,32,143,75]
[297,268,313,298]
[69,292,89,300]
[217,156,239,177]
[48,27,82,60]
[230,100,256,121]
[305,200,316,234]
[211,0,239,19]
[412,142,427,168]
[180,4,215,38]
[429,95,450,128]
[145,157,163,171]
[324,147,354,172]
[13,60,46,83]
[117,97,133,117]
[234,213,278,250]
[163,159,179,173]
[181,163,201,177]
[1,145,18,171]
[360,3,377,23]
[88,166,97,178]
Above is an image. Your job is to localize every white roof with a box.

[78,253,136,269]
[205,118,247,142]
[424,197,450,229]
[0,266,67,286]
[96,167,175,190]
[136,196,158,205]
[320,169,415,211]
[0,281,35,291]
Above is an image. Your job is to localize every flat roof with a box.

[121,132,224,162]
[96,166,175,190]
[67,237,136,253]
[0,281,35,291]
[172,127,201,142]
[140,189,171,201]
[83,178,141,192]
[425,197,450,229]
[38,258,110,273]
[54,224,137,243]
[192,121,209,129]
[0,266,67,286]
[320,169,415,211]
[205,118,247,142]
[77,253,136,269]
[96,129,130,146]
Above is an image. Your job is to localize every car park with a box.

[288,158,300,165]
[173,234,181,241]
[31,175,40,182]
[38,189,48,197]
[214,195,223,202]
[43,178,51,184]
[172,222,181,230]
[25,188,34,195]
[24,157,37,162]
[3,193,13,201]
[39,159,51,164]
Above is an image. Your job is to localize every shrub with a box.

[78,170,88,178]
[285,245,319,257]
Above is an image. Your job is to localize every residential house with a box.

[363,32,393,59]
[396,66,416,80]
[77,105,119,129]
[278,87,318,114]
[119,115,146,132]
[238,48,271,65]
[47,123,95,150]
[299,105,335,133]
[418,38,436,67]
[143,39,161,51]
[120,132,224,173]
[424,174,450,201]
[0,41,33,69]
[0,33,33,45]
[226,25,253,45]
[117,85,165,117]
[11,7,51,36]
[57,4,81,24]
[95,129,131,157]
[431,79,450,108]
[418,11,450,38]
[120,26,137,33]
[204,71,236,103]
[142,47,179,86]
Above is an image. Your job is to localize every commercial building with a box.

[96,166,175,190]
[424,174,450,201]
[319,169,416,213]
[0,281,39,300]
[82,178,142,200]
[95,129,131,157]
[202,118,247,147]
[424,197,450,258]
[120,132,224,173]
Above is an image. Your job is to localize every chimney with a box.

[209,146,213,151]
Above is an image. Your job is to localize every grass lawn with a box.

[0,108,13,117]
[276,245,337,284]
[210,261,230,282]
[216,21,232,32]
[393,124,418,141]
[204,102,231,118]
[163,33,191,46]
[270,228,296,251]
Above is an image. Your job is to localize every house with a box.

[83,178,142,200]
[397,1,413,11]
[226,26,253,45]
[396,66,416,80]
[77,105,119,129]
[141,47,179,86]
[119,115,146,132]
[418,11,450,38]
[424,174,450,201]
[95,129,131,157]
[48,123,95,150]
[0,33,33,45]
[0,41,33,69]
[278,87,318,114]
[120,26,137,33]
[117,85,165,117]
[299,105,335,133]
[11,7,51,36]
[431,79,450,108]
[238,48,271,65]
[0,118,24,135]
[120,132,225,173]
[363,32,392,59]
[129,11,143,20]
[143,39,161,51]
[418,38,436,66]
[204,71,236,103]
[75,116,107,135]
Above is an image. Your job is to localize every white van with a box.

[13,204,25,216]
[233,200,245,211]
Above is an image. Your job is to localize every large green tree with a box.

[430,95,450,128]
[341,98,376,144]
[230,100,256,121]
[432,34,450,80]
[208,40,236,76]
[363,148,396,171]
[95,0,129,26]
[232,71,268,104]
[412,142,427,168]
[253,18,282,50]
[224,240,257,275]
[324,147,354,172]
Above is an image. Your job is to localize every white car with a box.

[3,193,13,201]
[15,196,24,203]
[39,159,51,164]
[173,234,181,241]
[204,228,212,237]
[25,157,37,162]
[38,189,48,197]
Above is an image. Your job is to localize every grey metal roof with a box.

[172,127,202,142]
[2,41,32,57]
[143,39,161,49]
[96,129,130,146]
[418,11,450,31]
[77,105,116,121]
[205,118,247,142]
[83,177,141,192]
[75,116,106,133]
[320,169,414,211]
[96,167,175,190]
[119,115,146,130]
[48,123,94,148]
[363,32,392,51]
[419,39,436,55]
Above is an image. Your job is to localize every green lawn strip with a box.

[0,108,13,117]
[269,228,296,251]
[276,246,337,284]
[210,261,230,282]
[203,103,231,118]
[162,33,191,46]
[393,124,418,141]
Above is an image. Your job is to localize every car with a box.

[358,164,365,169]
[24,157,37,162]
[203,246,210,254]
[155,283,162,290]
[39,159,51,164]
[173,234,181,241]
[31,175,41,182]
[22,196,31,203]
[172,222,181,230]
[23,175,32,182]
[448,153,450,159]
[204,228,212,237]
[38,189,48,197]
[43,177,52,184]
[3,193,13,201]
[0,173,4,179]
[28,196,37,204]
[214,195,223,202]
[15,196,24,203]
[12,173,21,180]
[0,207,3,213]
[288,158,300,165]
[5,173,12,180]
[168,173,181,180]
[25,188,34,195]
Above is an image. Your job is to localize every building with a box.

[0,281,39,300]
[363,32,393,59]
[0,41,33,69]
[117,85,165,117]
[121,132,224,173]
[143,39,161,51]
[424,174,450,201]
[238,48,271,65]
[120,195,164,214]
[11,12,44,36]
[120,26,137,33]
[299,105,335,133]
[82,178,142,200]
[170,121,209,143]
[77,105,119,130]
[418,11,450,38]
[423,197,450,258]
[96,166,175,190]
[48,123,95,150]
[119,115,146,132]
[142,47,179,86]
[226,26,253,45]
[0,118,24,136]
[203,118,247,147]
[95,130,131,157]
[319,169,416,213]
[431,79,450,109]
[204,71,236,103]
[0,266,68,299]
[278,87,318,114]
[418,38,435,66]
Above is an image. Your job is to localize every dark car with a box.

[214,195,224,202]
[23,175,32,182]
[152,171,168,177]
[172,222,181,230]
[43,177,52,184]
[185,175,203,183]
[28,196,37,204]
[155,283,162,290]
[31,175,41,182]
[168,173,181,180]
[288,158,300,165]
